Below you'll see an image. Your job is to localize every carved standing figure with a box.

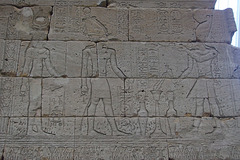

[180,44,222,134]
[180,44,221,117]
[81,44,127,135]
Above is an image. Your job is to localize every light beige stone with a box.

[42,78,124,117]
[168,141,240,160]
[0,0,239,158]
[0,0,107,7]
[17,41,95,77]
[1,41,240,79]
[97,42,240,79]
[4,145,75,159]
[0,6,51,40]
[49,7,128,41]
[129,8,236,43]
[108,0,216,9]
[0,40,21,75]
[0,77,41,117]
[125,79,240,117]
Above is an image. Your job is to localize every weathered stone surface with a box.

[168,141,240,160]
[0,0,106,7]
[108,0,216,9]
[129,8,236,43]
[2,40,240,79]
[0,40,21,75]
[0,6,51,40]
[97,42,240,79]
[0,0,239,158]
[2,141,240,160]
[125,79,240,117]
[49,7,128,41]
[17,41,95,77]
[42,78,124,117]
[2,117,240,141]
[0,77,41,117]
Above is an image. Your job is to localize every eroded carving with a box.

[0,6,52,40]
[129,8,236,43]
[49,7,128,41]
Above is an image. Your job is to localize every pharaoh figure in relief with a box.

[179,44,222,133]
[81,45,127,135]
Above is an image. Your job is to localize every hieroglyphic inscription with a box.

[49,7,128,41]
[108,0,216,9]
[0,1,239,159]
[1,41,239,79]
[129,8,196,42]
[129,8,236,43]
[98,42,239,79]
[0,0,106,7]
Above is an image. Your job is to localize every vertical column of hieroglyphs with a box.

[1,0,240,159]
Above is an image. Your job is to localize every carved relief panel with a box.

[129,8,236,43]
[0,6,51,40]
[49,7,128,41]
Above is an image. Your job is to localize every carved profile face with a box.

[83,7,91,18]
[101,45,108,52]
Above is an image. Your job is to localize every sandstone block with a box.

[0,0,106,7]
[1,41,240,79]
[42,78,124,117]
[168,141,240,160]
[97,42,240,79]
[0,6,52,40]
[0,40,21,75]
[4,144,75,160]
[129,8,236,43]
[0,77,41,117]
[49,7,128,41]
[17,41,95,77]
[108,0,216,9]
[74,141,168,160]
[124,79,240,117]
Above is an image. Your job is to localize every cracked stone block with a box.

[0,6,52,40]
[97,42,240,79]
[0,0,107,7]
[0,77,41,117]
[129,8,236,43]
[108,0,216,9]
[49,7,128,41]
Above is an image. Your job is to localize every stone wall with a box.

[0,0,240,159]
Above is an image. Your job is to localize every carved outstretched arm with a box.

[179,55,194,78]
[189,50,218,63]
[95,18,108,36]
[22,56,33,76]
[110,50,127,78]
